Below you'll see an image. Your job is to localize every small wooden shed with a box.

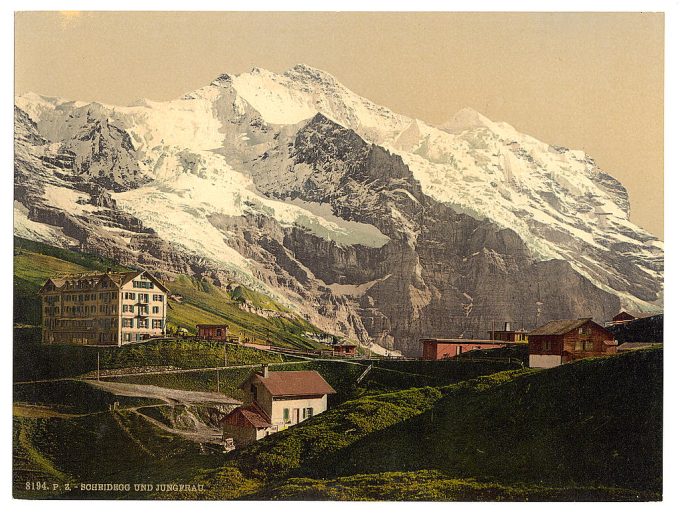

[196,324,230,341]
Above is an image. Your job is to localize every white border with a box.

[2,3,677,516]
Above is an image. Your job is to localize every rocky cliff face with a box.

[14,65,662,355]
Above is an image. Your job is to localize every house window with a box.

[542,341,550,352]
[303,408,314,419]
[152,306,159,314]
[139,293,149,303]
[138,319,149,329]
[124,333,131,342]
[153,294,164,302]
[584,340,593,351]
[152,319,163,329]
[124,292,136,300]
[283,408,290,422]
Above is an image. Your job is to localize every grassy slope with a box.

[333,348,662,492]
[13,410,226,499]
[13,237,324,350]
[266,472,653,502]
[180,349,661,501]
[14,331,286,382]
[166,275,321,349]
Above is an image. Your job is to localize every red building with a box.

[421,338,506,360]
[196,324,230,341]
[528,318,616,368]
[332,343,358,356]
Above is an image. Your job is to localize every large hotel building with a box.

[39,270,169,345]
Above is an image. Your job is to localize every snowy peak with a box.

[439,107,496,134]
[283,63,340,86]
[13,63,664,324]
[210,73,234,87]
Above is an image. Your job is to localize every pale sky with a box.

[15,11,664,238]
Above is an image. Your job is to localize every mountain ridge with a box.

[13,64,662,354]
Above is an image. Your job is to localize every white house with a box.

[221,365,336,447]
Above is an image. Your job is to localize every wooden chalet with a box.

[332,342,358,356]
[610,310,662,325]
[528,318,616,368]
[196,324,230,341]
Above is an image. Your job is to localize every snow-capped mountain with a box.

[14,64,663,355]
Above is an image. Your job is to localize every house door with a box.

[293,408,300,424]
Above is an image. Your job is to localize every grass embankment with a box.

[14,333,286,382]
[13,237,325,350]
[104,354,522,405]
[333,348,662,492]
[174,349,661,501]
[13,410,226,499]
[267,472,653,502]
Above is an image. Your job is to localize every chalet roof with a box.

[39,270,169,293]
[617,342,663,351]
[250,370,336,397]
[221,403,272,429]
[615,310,662,320]
[528,318,593,336]
[197,324,230,329]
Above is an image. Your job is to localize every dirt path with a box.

[84,380,241,405]
[13,360,310,385]
[90,360,309,379]
[131,408,224,445]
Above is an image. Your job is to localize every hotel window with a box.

[152,306,159,314]
[124,333,131,342]
[122,318,134,328]
[124,292,136,300]
[152,319,163,329]
[138,319,149,329]
[139,293,149,303]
